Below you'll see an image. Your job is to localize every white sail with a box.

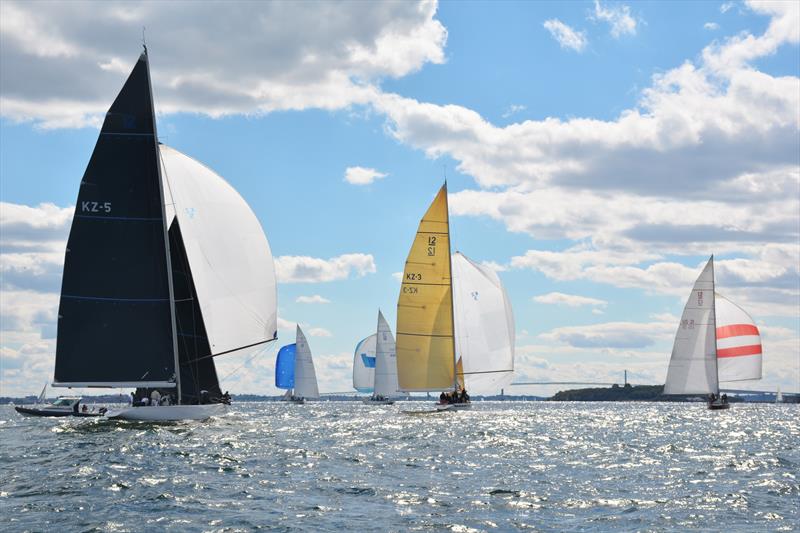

[452,252,515,394]
[715,292,762,382]
[776,387,783,403]
[664,257,719,395]
[160,145,278,356]
[36,383,47,404]
[374,310,401,397]
[353,334,377,393]
[294,326,319,399]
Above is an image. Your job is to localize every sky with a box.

[1,0,798,398]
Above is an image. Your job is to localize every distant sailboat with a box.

[352,334,377,395]
[357,310,402,405]
[395,184,515,411]
[277,326,320,404]
[36,383,47,405]
[664,256,762,410]
[52,49,277,421]
[776,386,783,403]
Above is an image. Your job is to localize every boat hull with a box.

[708,400,730,410]
[362,398,395,405]
[436,402,472,411]
[14,406,103,418]
[105,404,225,421]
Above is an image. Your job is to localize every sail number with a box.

[681,319,695,329]
[81,201,111,213]
[427,236,437,256]
[406,273,423,281]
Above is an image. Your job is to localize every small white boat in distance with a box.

[356,310,403,405]
[275,326,320,404]
[15,396,106,418]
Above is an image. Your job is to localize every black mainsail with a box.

[54,50,177,388]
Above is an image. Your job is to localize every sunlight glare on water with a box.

[1,402,798,531]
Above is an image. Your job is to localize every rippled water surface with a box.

[1,402,798,532]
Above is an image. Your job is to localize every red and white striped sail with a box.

[715,293,762,382]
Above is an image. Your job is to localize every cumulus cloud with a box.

[539,320,674,349]
[295,294,331,304]
[592,1,637,38]
[704,22,720,31]
[0,0,447,128]
[502,104,526,119]
[533,292,608,308]
[274,253,376,283]
[307,327,333,338]
[344,166,388,185]
[543,19,588,52]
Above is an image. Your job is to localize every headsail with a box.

[715,292,762,382]
[294,326,320,399]
[396,184,456,392]
[452,252,515,394]
[353,334,377,393]
[664,257,719,395]
[374,310,400,397]
[160,145,278,356]
[54,51,176,388]
[275,344,296,390]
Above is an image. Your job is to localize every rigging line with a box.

[184,338,277,364]
[221,341,278,382]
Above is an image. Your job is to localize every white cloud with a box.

[593,1,637,38]
[307,327,333,338]
[274,253,376,283]
[720,2,735,14]
[539,319,675,349]
[295,295,331,304]
[502,104,526,119]
[704,22,720,31]
[392,271,404,281]
[0,0,447,128]
[543,19,588,52]
[344,166,388,185]
[534,292,608,308]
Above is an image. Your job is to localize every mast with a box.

[710,254,719,397]
[144,46,182,403]
[443,181,458,391]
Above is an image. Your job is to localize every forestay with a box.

[353,334,377,393]
[664,257,719,395]
[160,145,277,357]
[374,311,400,397]
[294,327,320,399]
[452,252,515,394]
[716,293,762,382]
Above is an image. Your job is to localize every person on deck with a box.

[150,389,161,406]
[439,392,446,404]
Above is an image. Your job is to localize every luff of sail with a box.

[396,184,456,392]
[54,51,176,388]
[715,292,762,382]
[294,326,320,399]
[664,257,719,395]
[353,334,377,393]
[374,310,400,397]
[452,252,515,394]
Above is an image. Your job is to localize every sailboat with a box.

[52,48,277,421]
[357,310,402,405]
[352,333,377,395]
[395,184,515,412]
[276,326,320,404]
[664,256,762,410]
[776,386,783,404]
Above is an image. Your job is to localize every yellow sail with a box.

[396,184,456,391]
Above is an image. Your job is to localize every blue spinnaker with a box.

[275,343,296,389]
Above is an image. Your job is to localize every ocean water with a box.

[0,401,797,532]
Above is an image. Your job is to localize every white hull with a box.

[105,403,225,421]
[436,402,472,411]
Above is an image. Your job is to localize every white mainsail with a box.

[36,383,47,405]
[294,326,320,399]
[715,292,762,382]
[452,252,515,394]
[374,310,400,397]
[353,334,377,393]
[160,145,278,356]
[664,257,719,395]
